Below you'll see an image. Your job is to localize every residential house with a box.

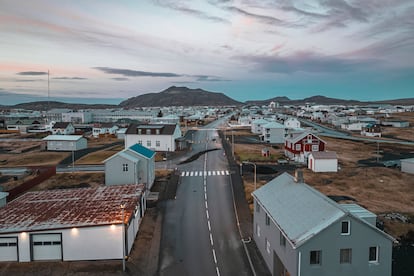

[104,144,155,190]
[381,121,410,128]
[284,132,326,163]
[51,122,75,135]
[308,151,338,172]
[124,124,182,152]
[251,119,270,134]
[0,185,145,262]
[62,111,93,123]
[92,123,119,138]
[401,158,414,174]
[43,135,87,151]
[252,172,394,276]
[284,117,300,129]
[261,121,286,144]
[361,124,382,137]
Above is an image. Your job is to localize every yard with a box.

[236,130,414,239]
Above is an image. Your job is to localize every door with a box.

[31,233,62,261]
[0,237,18,261]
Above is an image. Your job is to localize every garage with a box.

[31,234,62,261]
[0,237,18,261]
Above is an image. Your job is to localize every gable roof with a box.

[262,121,285,129]
[125,123,177,135]
[286,132,326,144]
[309,151,337,159]
[52,122,71,129]
[129,143,155,159]
[252,172,394,248]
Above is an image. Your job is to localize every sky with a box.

[0,0,413,105]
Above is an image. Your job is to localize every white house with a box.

[104,144,156,190]
[401,158,414,174]
[261,121,286,144]
[92,123,119,138]
[62,111,93,123]
[43,135,87,151]
[251,119,269,134]
[308,151,338,172]
[124,124,182,152]
[284,117,301,129]
[51,122,75,135]
[252,172,394,276]
[0,184,146,262]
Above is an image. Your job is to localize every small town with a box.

[1,92,413,275]
[1,1,413,275]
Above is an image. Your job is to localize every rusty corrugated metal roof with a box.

[0,184,144,234]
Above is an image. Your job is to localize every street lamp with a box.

[242,161,256,191]
[120,204,126,272]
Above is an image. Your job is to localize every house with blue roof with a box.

[252,171,394,276]
[103,143,155,190]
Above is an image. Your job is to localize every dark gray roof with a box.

[125,124,177,135]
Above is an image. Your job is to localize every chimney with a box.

[294,169,304,183]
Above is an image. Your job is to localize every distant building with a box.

[251,119,270,134]
[43,135,87,151]
[361,124,382,137]
[51,122,75,135]
[124,124,182,152]
[261,121,286,144]
[284,117,301,129]
[92,123,119,138]
[284,132,326,163]
[252,172,394,276]
[0,184,146,262]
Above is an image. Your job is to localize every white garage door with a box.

[0,237,18,261]
[32,234,62,261]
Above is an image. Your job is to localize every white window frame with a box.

[310,250,322,265]
[256,224,261,237]
[312,144,319,151]
[266,239,271,254]
[369,246,379,263]
[122,163,128,172]
[341,220,350,235]
[147,140,151,147]
[295,144,301,151]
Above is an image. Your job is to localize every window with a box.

[280,233,286,247]
[340,248,352,264]
[310,250,322,265]
[146,129,151,134]
[123,164,128,172]
[265,213,270,226]
[341,221,350,235]
[138,129,142,135]
[256,201,260,213]
[266,239,271,254]
[156,140,160,147]
[147,140,151,147]
[369,246,379,263]
[295,144,301,151]
[256,224,261,237]
[312,145,319,151]
[138,140,142,145]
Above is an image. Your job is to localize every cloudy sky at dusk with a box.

[1,0,413,105]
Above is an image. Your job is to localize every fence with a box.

[6,166,56,201]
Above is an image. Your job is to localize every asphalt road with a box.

[159,120,252,276]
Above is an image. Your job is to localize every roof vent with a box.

[294,169,304,183]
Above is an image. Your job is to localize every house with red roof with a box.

[284,132,326,163]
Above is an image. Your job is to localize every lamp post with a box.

[242,161,256,191]
[120,204,126,272]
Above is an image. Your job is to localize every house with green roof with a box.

[103,143,155,190]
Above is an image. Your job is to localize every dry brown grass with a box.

[76,144,124,165]
[234,143,284,162]
[31,172,105,191]
[1,150,69,166]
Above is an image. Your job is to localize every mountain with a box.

[246,95,364,106]
[119,86,241,107]
[9,101,117,111]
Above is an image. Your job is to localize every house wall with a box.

[105,156,139,185]
[401,160,414,174]
[253,198,298,276]
[309,157,338,172]
[263,127,285,143]
[47,139,87,151]
[298,215,392,276]
[125,134,176,151]
[0,225,124,262]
